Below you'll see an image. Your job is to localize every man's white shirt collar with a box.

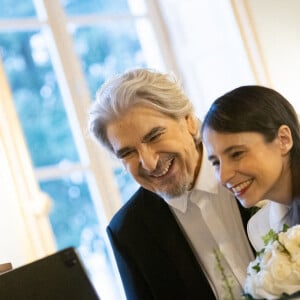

[165,146,254,290]
[165,146,218,213]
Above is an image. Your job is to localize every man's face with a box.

[107,105,200,199]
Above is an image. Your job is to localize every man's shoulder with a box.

[119,187,164,212]
[108,188,169,230]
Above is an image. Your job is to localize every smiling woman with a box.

[203,129,289,208]
[201,84,300,243]
[201,84,300,298]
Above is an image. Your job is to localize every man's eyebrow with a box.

[115,127,166,157]
[142,126,165,143]
[207,145,242,161]
[115,146,134,158]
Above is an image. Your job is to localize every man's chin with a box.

[156,189,186,201]
[150,178,190,200]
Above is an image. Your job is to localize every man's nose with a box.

[138,146,158,172]
[218,162,236,185]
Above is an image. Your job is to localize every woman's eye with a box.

[231,151,244,159]
[211,160,220,167]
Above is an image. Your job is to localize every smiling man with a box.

[88,68,254,300]
[106,105,200,200]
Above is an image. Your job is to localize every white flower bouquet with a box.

[243,224,300,300]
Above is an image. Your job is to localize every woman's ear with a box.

[278,125,293,155]
[185,114,198,135]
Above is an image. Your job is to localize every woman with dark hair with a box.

[201,85,300,251]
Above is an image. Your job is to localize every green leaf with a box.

[256,248,265,257]
[282,224,290,232]
[262,228,278,246]
[252,262,261,273]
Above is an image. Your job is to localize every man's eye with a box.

[148,133,162,142]
[118,150,134,159]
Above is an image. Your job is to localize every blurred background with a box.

[0,0,299,299]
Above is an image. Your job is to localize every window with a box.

[0,1,260,299]
[0,0,170,298]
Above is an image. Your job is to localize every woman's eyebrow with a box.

[207,145,243,161]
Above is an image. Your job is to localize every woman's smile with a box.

[227,178,254,197]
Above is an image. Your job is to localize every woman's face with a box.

[202,126,293,207]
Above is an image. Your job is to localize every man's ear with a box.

[278,125,293,155]
[185,114,198,135]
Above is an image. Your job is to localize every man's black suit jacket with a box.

[107,187,252,300]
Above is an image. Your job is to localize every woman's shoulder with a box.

[247,200,272,251]
[247,200,293,251]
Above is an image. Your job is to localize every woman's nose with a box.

[218,163,236,185]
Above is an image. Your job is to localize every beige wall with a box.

[159,0,300,115]
[247,0,300,112]
[158,0,256,119]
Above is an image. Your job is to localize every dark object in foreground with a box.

[0,247,100,300]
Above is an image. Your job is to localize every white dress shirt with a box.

[165,147,254,299]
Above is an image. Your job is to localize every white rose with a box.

[245,270,280,299]
[293,257,300,277]
[279,225,300,261]
[268,251,292,282]
[244,225,300,299]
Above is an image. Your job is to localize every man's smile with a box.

[150,158,175,178]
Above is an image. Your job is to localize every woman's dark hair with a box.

[201,85,300,198]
